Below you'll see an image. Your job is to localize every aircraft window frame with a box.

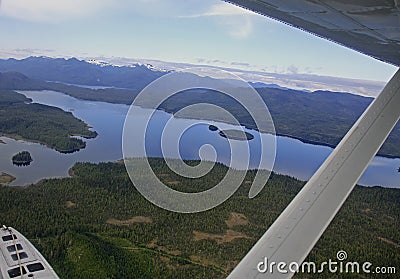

[2,235,17,242]
[11,252,28,261]
[26,262,45,272]
[6,244,23,253]
[7,266,27,278]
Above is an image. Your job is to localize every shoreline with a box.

[155,107,399,159]
[5,159,399,190]
[22,89,399,159]
[173,112,399,159]
[0,132,96,154]
[0,172,16,184]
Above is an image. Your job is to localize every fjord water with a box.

[0,90,398,188]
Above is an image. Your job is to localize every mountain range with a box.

[0,56,167,91]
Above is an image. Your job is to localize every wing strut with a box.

[228,68,400,279]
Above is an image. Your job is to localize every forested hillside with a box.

[0,160,397,278]
[0,90,97,153]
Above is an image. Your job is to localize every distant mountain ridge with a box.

[0,71,47,90]
[0,56,168,91]
[248,81,292,91]
[0,57,310,92]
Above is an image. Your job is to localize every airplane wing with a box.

[225,0,400,67]
[224,1,400,278]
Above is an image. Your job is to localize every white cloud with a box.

[287,65,299,74]
[0,1,257,38]
[0,0,114,22]
[225,15,253,39]
[183,3,254,18]
[182,3,256,39]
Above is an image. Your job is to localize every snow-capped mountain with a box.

[86,58,169,73]
[0,56,169,90]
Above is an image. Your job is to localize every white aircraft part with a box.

[225,0,400,67]
[0,226,59,279]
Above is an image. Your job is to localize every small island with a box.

[208,125,219,132]
[12,151,33,166]
[0,139,5,144]
[0,172,15,184]
[219,129,254,141]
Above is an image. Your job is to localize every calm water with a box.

[0,90,398,188]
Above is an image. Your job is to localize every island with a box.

[0,139,5,144]
[0,172,15,184]
[219,129,254,141]
[0,90,97,153]
[208,125,219,131]
[12,151,33,166]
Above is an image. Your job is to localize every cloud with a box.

[0,48,90,60]
[231,62,251,67]
[0,1,256,38]
[287,65,299,74]
[195,58,230,66]
[0,0,114,22]
[0,48,55,58]
[183,3,254,18]
[224,16,254,39]
[182,3,255,39]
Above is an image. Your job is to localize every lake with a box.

[0,90,398,188]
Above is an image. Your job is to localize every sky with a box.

[0,0,398,83]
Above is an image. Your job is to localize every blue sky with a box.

[0,0,397,82]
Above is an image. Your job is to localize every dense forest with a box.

[12,150,33,166]
[0,159,398,278]
[0,90,97,153]
[1,71,398,158]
